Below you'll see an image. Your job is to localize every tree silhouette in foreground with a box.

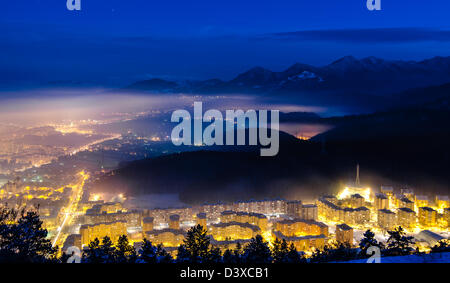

[242,235,272,264]
[82,236,116,263]
[384,226,414,256]
[155,244,173,263]
[359,229,383,257]
[310,241,358,263]
[222,242,244,264]
[0,208,57,263]
[431,240,450,253]
[116,235,136,263]
[137,238,157,263]
[180,224,219,263]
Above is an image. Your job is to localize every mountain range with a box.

[122,56,450,99]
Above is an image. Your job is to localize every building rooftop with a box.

[419,207,436,212]
[302,204,317,208]
[378,209,395,214]
[375,193,388,199]
[336,223,353,231]
[354,206,369,211]
[415,230,445,246]
[400,197,414,204]
[398,207,415,213]
[351,194,364,199]
[143,217,154,223]
[196,213,207,219]
[169,214,180,221]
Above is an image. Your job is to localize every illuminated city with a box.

[0,1,449,276]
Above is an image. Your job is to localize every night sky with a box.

[1,0,450,87]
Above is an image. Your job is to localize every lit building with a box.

[83,209,142,228]
[353,206,371,225]
[317,198,342,222]
[335,224,353,245]
[80,220,127,247]
[99,202,122,213]
[444,208,450,228]
[380,186,394,198]
[418,207,437,227]
[318,196,369,226]
[435,195,450,210]
[220,211,268,231]
[374,193,389,210]
[169,214,180,230]
[145,206,195,225]
[272,231,326,252]
[233,199,287,215]
[377,209,396,230]
[415,195,429,209]
[349,194,365,208]
[275,218,328,237]
[286,200,302,218]
[321,195,338,204]
[201,202,230,222]
[397,208,416,229]
[301,204,318,221]
[338,186,371,201]
[142,217,154,233]
[398,197,415,211]
[400,188,415,200]
[145,228,186,247]
[208,222,261,241]
[196,213,207,228]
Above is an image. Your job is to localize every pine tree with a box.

[138,238,157,263]
[183,224,211,262]
[286,243,306,263]
[82,238,102,263]
[115,235,136,263]
[207,246,222,263]
[233,242,243,263]
[176,244,191,263]
[100,236,116,263]
[385,226,415,256]
[431,240,450,253]
[272,238,290,263]
[222,249,235,264]
[359,229,381,257]
[243,235,272,264]
[0,209,57,262]
[155,244,173,263]
[310,241,358,263]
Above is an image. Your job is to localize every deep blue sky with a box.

[1,0,450,87]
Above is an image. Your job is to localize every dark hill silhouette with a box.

[94,123,449,204]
